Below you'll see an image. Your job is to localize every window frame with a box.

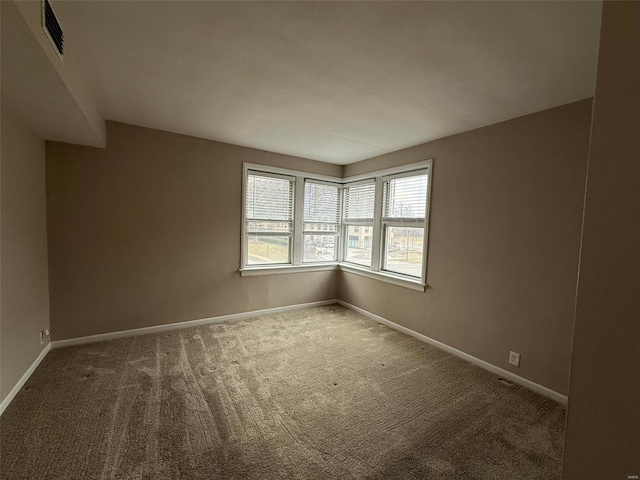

[240,160,433,291]
[379,169,430,281]
[341,178,376,269]
[241,163,342,272]
[303,178,342,264]
[244,169,296,267]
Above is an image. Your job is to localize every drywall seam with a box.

[337,300,568,405]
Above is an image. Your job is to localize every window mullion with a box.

[293,175,304,265]
[242,167,249,268]
[371,176,384,272]
[339,187,346,262]
[382,219,427,228]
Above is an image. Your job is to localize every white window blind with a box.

[383,173,428,221]
[241,159,432,288]
[245,171,295,266]
[342,181,375,268]
[343,182,375,222]
[303,181,340,263]
[246,172,294,233]
[304,181,340,223]
[380,171,429,279]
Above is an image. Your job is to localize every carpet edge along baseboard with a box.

[0,298,566,417]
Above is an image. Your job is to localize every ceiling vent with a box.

[42,0,64,59]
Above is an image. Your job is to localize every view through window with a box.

[242,161,431,286]
[303,181,341,263]
[245,172,294,265]
[342,182,375,267]
[381,173,429,277]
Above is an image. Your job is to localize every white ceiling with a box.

[56,1,602,164]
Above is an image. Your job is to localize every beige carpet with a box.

[1,304,565,479]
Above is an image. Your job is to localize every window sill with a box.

[239,262,426,291]
[239,263,338,276]
[338,264,426,292]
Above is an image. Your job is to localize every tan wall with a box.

[46,122,341,341]
[562,2,640,478]
[340,99,593,395]
[48,102,592,395]
[1,109,50,403]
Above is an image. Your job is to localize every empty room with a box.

[1,1,638,479]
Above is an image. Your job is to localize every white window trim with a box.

[239,263,339,276]
[243,169,297,267]
[338,263,426,292]
[341,160,432,183]
[379,168,430,282]
[341,178,376,270]
[292,175,304,265]
[302,178,341,263]
[240,160,432,292]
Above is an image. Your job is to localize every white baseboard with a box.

[2,300,337,416]
[3,298,565,419]
[336,300,568,406]
[51,299,339,349]
[0,343,51,416]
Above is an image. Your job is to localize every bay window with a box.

[241,160,432,290]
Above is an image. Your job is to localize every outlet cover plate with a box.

[509,351,521,367]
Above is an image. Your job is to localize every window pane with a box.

[344,225,372,267]
[303,223,338,233]
[247,236,290,265]
[303,235,336,262]
[304,182,340,223]
[246,173,294,221]
[383,226,424,278]
[247,221,292,233]
[383,174,428,219]
[343,182,375,221]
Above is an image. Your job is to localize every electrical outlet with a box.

[40,330,45,345]
[509,351,521,367]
